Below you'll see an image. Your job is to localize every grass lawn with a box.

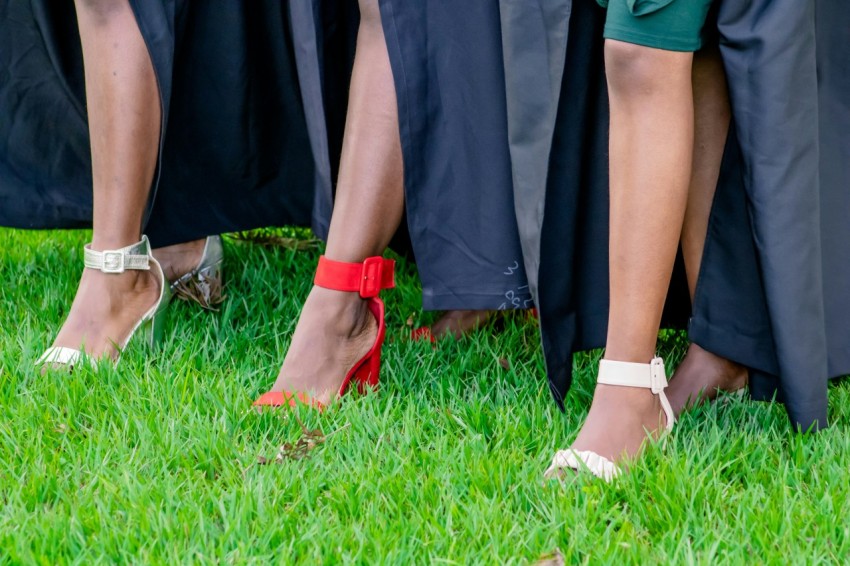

[1,227,848,564]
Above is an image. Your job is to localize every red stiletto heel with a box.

[254,255,395,410]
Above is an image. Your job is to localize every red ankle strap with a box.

[314,256,395,298]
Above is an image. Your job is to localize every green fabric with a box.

[597,0,714,52]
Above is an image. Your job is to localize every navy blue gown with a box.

[0,1,316,247]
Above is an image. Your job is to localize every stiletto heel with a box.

[146,299,169,348]
[356,347,382,393]
[37,235,171,368]
[545,357,676,482]
[254,255,395,410]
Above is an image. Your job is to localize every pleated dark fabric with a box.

[0,1,315,247]
[501,0,613,411]
[291,0,533,312]
[503,0,850,430]
[815,0,850,392]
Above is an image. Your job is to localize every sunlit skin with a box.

[48,0,207,362]
[50,0,162,361]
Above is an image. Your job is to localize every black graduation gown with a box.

[502,0,850,430]
[0,1,315,247]
[290,0,533,312]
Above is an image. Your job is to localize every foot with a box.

[152,238,206,283]
[48,267,161,362]
[567,381,669,467]
[429,310,492,339]
[666,343,748,416]
[271,286,378,406]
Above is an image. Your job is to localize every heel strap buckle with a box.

[101,251,126,273]
[84,236,151,274]
[649,357,666,394]
[314,255,395,298]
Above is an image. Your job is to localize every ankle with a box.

[82,267,158,295]
[306,287,373,337]
[90,235,143,251]
[595,383,660,407]
[602,349,657,364]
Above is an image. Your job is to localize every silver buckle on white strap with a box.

[84,236,151,273]
[101,251,126,273]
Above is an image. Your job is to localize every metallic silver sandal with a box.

[169,235,224,309]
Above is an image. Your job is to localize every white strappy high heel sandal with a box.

[545,357,675,482]
[36,235,171,369]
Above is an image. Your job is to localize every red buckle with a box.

[314,255,395,297]
[359,256,384,298]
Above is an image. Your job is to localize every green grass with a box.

[1,227,848,564]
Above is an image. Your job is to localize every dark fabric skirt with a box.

[291,0,533,312]
[502,0,850,430]
[0,1,316,247]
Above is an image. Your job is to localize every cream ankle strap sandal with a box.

[37,235,171,369]
[545,357,675,482]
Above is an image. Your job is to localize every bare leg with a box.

[49,0,162,360]
[569,41,694,462]
[681,47,731,301]
[667,47,747,415]
[270,0,405,404]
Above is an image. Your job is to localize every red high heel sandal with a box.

[254,255,395,410]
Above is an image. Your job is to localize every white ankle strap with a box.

[84,235,151,274]
[599,356,674,433]
[598,357,668,394]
